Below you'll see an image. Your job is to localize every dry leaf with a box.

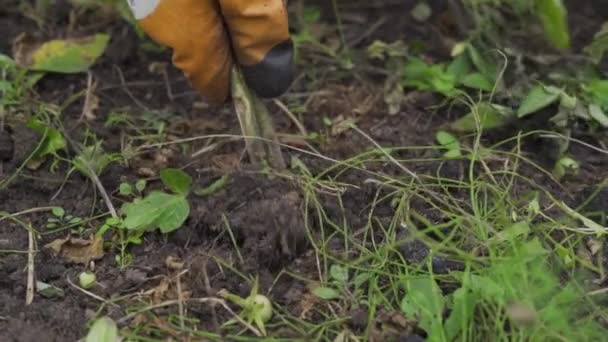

[588,239,603,256]
[165,256,184,270]
[82,92,99,120]
[369,309,416,342]
[506,302,538,326]
[44,235,104,264]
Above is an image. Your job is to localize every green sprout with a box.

[218,277,273,336]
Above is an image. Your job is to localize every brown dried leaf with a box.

[370,309,416,342]
[588,239,603,256]
[165,256,184,270]
[82,86,99,120]
[44,235,104,264]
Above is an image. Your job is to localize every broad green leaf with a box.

[122,192,190,233]
[517,85,560,118]
[584,22,608,63]
[85,317,119,342]
[401,276,445,339]
[17,34,110,73]
[588,104,608,127]
[444,288,476,341]
[155,197,190,233]
[312,286,341,300]
[466,43,497,81]
[27,119,67,158]
[160,168,192,195]
[451,103,514,132]
[584,80,608,109]
[535,0,570,50]
[403,58,457,97]
[460,72,494,92]
[447,53,472,82]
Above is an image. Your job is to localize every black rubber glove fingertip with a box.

[241,40,295,98]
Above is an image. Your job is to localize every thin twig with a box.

[113,65,149,111]
[78,71,97,122]
[63,134,119,219]
[66,275,120,307]
[26,228,35,305]
[272,99,308,136]
[117,297,262,337]
[0,206,56,223]
[176,270,186,331]
[350,125,419,180]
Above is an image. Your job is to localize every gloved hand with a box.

[128,0,295,104]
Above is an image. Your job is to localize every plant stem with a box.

[230,67,286,169]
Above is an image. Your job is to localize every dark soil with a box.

[1,1,607,341]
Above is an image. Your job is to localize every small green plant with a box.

[119,179,147,198]
[219,277,273,336]
[311,264,350,301]
[0,54,42,112]
[121,168,192,233]
[96,169,192,268]
[402,43,498,98]
[436,131,463,159]
[72,141,121,179]
[46,207,85,234]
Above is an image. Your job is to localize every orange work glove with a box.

[128,0,295,104]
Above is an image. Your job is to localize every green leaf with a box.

[119,183,132,196]
[451,103,514,132]
[160,168,192,195]
[468,275,505,300]
[444,288,476,341]
[135,179,147,192]
[313,286,341,300]
[73,143,118,177]
[447,53,472,82]
[436,130,461,158]
[584,22,608,63]
[588,104,608,127]
[122,192,190,233]
[584,80,608,109]
[517,85,561,118]
[194,175,229,197]
[36,281,65,299]
[85,317,120,342]
[19,34,110,73]
[460,72,494,92]
[330,264,349,283]
[27,119,67,158]
[401,276,445,339]
[52,207,65,218]
[535,0,570,50]
[553,156,579,180]
[466,43,497,81]
[403,58,457,97]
